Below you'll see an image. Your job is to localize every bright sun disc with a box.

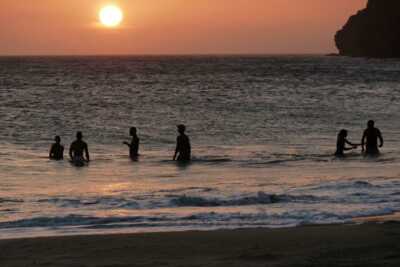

[99,5,123,27]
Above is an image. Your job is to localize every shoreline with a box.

[1,221,400,266]
[2,212,400,241]
[353,212,400,223]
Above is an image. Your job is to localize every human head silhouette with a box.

[339,129,348,138]
[368,120,375,128]
[177,124,186,134]
[76,131,83,140]
[55,136,61,143]
[130,127,137,136]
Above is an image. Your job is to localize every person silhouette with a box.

[173,124,191,162]
[335,129,358,157]
[69,131,90,164]
[123,127,140,160]
[361,120,383,156]
[49,136,64,160]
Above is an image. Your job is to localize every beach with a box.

[1,222,400,267]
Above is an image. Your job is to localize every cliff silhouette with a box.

[335,0,400,58]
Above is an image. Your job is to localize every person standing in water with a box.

[49,136,64,160]
[335,129,358,157]
[361,120,383,156]
[69,131,90,163]
[173,124,191,162]
[123,127,140,160]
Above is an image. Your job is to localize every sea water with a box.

[0,55,400,239]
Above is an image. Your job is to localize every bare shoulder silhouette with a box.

[49,136,64,160]
[123,127,140,160]
[335,129,358,157]
[361,120,383,156]
[173,124,191,162]
[69,131,90,165]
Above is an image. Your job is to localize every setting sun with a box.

[99,5,123,28]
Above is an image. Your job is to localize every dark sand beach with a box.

[1,223,400,267]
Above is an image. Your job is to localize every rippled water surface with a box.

[1,56,400,239]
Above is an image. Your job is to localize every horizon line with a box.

[0,52,336,57]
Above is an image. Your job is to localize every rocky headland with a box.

[335,0,400,58]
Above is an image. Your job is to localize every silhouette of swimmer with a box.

[49,136,64,160]
[69,131,90,163]
[362,120,383,156]
[173,124,191,162]
[123,127,140,160]
[335,129,358,157]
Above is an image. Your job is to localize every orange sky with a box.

[0,0,366,55]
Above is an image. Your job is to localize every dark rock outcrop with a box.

[335,0,400,58]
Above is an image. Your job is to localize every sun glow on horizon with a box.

[99,5,123,28]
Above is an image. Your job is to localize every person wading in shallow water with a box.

[361,120,384,157]
[49,136,64,160]
[123,127,140,160]
[173,124,191,162]
[335,129,358,157]
[69,131,90,164]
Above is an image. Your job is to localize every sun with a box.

[99,5,123,28]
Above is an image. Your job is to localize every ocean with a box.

[1,55,400,239]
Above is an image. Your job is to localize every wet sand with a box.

[354,212,400,223]
[1,223,400,267]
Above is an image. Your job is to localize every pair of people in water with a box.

[49,125,191,163]
[122,124,191,162]
[335,120,384,157]
[49,131,90,163]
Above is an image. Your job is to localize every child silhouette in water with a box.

[335,129,358,157]
[49,136,64,160]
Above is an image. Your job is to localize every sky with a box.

[0,0,366,55]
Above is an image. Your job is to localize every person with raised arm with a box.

[123,127,140,160]
[335,129,358,157]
